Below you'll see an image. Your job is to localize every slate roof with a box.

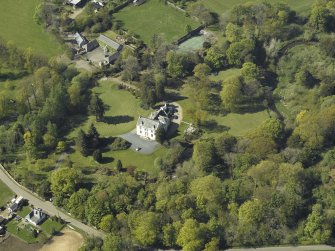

[69,0,83,6]
[83,39,99,52]
[92,1,104,10]
[105,52,120,63]
[25,209,46,225]
[137,117,160,131]
[98,34,122,51]
[74,32,88,47]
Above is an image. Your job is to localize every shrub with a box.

[110,137,131,151]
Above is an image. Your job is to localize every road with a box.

[225,245,335,251]
[0,164,105,239]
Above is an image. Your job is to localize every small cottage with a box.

[25,208,47,226]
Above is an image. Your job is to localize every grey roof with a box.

[69,0,83,6]
[92,2,103,10]
[98,34,122,51]
[74,32,88,47]
[26,209,46,225]
[0,216,6,225]
[105,52,120,64]
[83,39,99,52]
[137,117,160,130]
[9,203,18,212]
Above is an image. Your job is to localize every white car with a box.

[136,147,141,151]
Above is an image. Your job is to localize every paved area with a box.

[225,245,335,251]
[0,164,105,238]
[120,130,159,155]
[86,47,106,63]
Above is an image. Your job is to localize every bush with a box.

[110,137,131,151]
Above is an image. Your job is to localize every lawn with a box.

[210,68,241,83]
[207,110,271,137]
[0,0,62,57]
[69,145,165,178]
[68,80,150,139]
[113,0,200,44]
[40,218,64,235]
[195,0,315,16]
[6,220,41,244]
[0,180,13,207]
[16,206,32,218]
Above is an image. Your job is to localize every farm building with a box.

[97,34,123,51]
[25,208,47,226]
[0,216,6,226]
[92,1,104,12]
[68,0,87,8]
[136,104,171,140]
[83,39,99,52]
[73,32,88,47]
[7,196,24,214]
[133,0,145,6]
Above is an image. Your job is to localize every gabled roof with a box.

[92,1,104,9]
[97,34,122,51]
[25,209,46,225]
[69,0,83,6]
[84,39,99,52]
[74,32,88,47]
[105,52,120,63]
[137,117,160,131]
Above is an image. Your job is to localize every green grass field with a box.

[210,68,241,82]
[7,219,42,244]
[40,218,64,235]
[69,146,165,177]
[207,110,270,136]
[196,0,315,16]
[0,180,13,206]
[68,80,150,139]
[113,0,200,44]
[0,0,62,57]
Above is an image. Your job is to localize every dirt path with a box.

[39,228,84,251]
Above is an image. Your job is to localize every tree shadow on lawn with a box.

[165,91,188,103]
[203,119,230,133]
[100,156,114,164]
[166,122,181,139]
[104,115,134,125]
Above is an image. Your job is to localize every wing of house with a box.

[97,34,123,51]
[83,39,99,52]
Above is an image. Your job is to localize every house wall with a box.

[136,125,157,140]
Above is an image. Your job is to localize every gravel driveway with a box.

[120,130,159,155]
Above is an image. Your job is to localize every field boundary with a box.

[176,24,205,45]
[111,0,133,13]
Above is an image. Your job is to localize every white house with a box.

[25,208,47,226]
[136,104,171,140]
